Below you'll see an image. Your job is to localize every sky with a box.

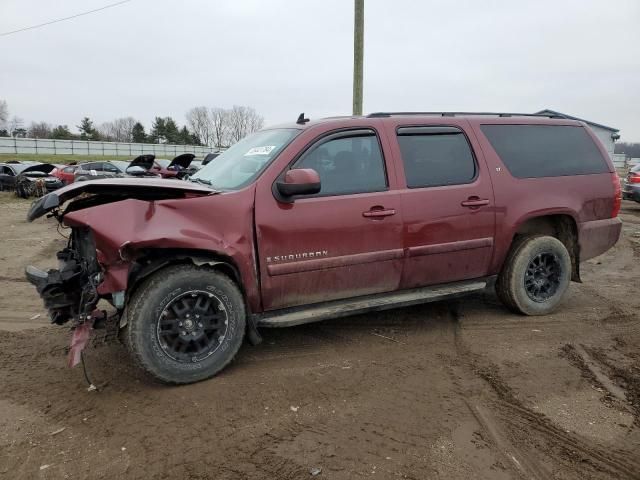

[1,0,639,140]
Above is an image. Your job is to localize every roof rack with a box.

[366,111,565,119]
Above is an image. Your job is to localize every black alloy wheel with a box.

[524,252,562,303]
[157,290,228,363]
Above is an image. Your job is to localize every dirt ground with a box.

[0,194,639,480]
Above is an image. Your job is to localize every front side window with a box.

[397,127,476,188]
[294,131,387,196]
[192,128,300,190]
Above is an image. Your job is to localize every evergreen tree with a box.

[131,122,147,143]
[178,126,193,145]
[164,117,180,144]
[150,117,166,143]
[51,125,72,139]
[77,117,99,140]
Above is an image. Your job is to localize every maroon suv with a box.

[26,112,622,384]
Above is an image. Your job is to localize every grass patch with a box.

[0,153,171,164]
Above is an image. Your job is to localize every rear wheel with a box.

[124,264,246,384]
[496,235,571,315]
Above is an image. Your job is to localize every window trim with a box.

[395,125,479,189]
[273,127,389,201]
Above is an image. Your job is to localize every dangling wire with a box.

[80,351,97,392]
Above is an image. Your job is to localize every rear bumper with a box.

[622,183,640,202]
[578,217,622,261]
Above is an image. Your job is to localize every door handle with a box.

[461,198,490,208]
[363,208,396,218]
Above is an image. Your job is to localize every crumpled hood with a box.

[27,177,214,222]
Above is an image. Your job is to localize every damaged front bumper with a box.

[25,227,102,326]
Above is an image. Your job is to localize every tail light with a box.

[612,173,621,218]
[628,172,640,184]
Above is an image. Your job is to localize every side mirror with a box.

[126,166,147,176]
[276,168,321,198]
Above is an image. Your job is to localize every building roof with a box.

[536,109,619,132]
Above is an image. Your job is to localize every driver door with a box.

[255,128,404,311]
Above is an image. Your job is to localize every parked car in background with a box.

[0,162,63,197]
[622,164,640,203]
[186,160,202,175]
[185,152,222,175]
[26,112,622,384]
[74,160,131,181]
[154,153,196,179]
[52,164,79,185]
[202,152,221,166]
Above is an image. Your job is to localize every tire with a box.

[124,264,246,384]
[496,235,571,316]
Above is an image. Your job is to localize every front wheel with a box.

[124,264,246,384]
[496,235,571,316]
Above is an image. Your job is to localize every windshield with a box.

[191,128,299,189]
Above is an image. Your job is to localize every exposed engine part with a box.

[25,227,101,325]
[16,176,47,198]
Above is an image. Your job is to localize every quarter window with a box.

[480,124,608,178]
[397,127,476,188]
[294,131,387,196]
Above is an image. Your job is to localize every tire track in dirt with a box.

[451,296,640,480]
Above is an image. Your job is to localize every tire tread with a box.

[123,264,245,384]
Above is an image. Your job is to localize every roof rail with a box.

[366,111,565,119]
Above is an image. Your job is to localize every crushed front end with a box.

[26,226,102,326]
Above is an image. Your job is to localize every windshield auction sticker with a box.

[245,146,276,156]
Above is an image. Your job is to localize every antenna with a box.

[296,113,310,125]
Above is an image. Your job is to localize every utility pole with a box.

[352,0,364,116]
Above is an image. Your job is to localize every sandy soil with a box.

[0,193,639,479]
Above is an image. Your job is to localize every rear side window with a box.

[295,131,387,196]
[397,126,476,188]
[480,124,608,178]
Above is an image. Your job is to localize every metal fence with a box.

[0,137,212,158]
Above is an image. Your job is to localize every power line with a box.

[0,0,132,38]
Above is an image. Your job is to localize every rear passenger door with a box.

[386,122,496,289]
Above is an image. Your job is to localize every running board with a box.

[256,278,490,328]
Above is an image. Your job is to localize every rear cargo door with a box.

[255,128,404,311]
[386,121,496,289]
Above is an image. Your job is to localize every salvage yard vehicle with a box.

[52,164,78,185]
[622,164,640,203]
[74,160,131,181]
[121,153,195,179]
[0,162,64,197]
[25,112,622,384]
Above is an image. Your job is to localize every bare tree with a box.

[99,117,138,142]
[186,107,213,146]
[248,109,265,133]
[210,107,230,148]
[0,100,7,128]
[8,116,24,137]
[28,121,53,138]
[227,105,264,144]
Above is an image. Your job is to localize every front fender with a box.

[62,190,260,311]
